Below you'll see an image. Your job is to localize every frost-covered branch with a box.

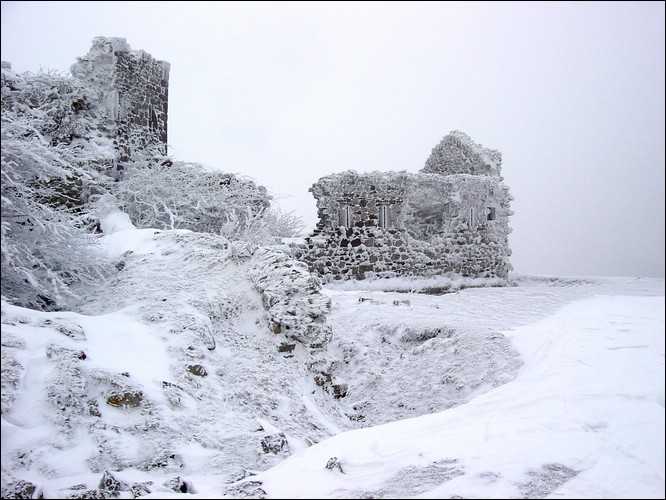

[113,160,304,243]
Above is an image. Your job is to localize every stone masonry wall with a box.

[295,171,412,280]
[293,132,513,282]
[70,37,170,171]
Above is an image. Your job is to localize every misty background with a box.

[2,1,664,278]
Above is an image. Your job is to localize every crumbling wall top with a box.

[71,36,170,79]
[422,130,502,177]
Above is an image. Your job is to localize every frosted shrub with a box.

[115,160,304,244]
[1,66,112,310]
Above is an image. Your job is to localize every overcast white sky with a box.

[2,1,664,278]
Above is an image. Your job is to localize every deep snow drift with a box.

[1,215,664,498]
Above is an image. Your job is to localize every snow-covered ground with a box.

[1,216,664,498]
[252,290,664,499]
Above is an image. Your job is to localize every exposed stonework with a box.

[423,129,503,177]
[70,36,170,171]
[293,131,513,282]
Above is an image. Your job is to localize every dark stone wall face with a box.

[70,37,170,171]
[113,49,169,162]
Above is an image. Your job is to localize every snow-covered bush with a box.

[1,66,92,145]
[113,160,304,243]
[1,61,303,310]
[1,66,113,310]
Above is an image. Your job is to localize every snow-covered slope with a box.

[250,292,664,499]
[1,214,349,498]
[1,216,664,498]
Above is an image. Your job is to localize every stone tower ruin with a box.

[70,36,170,172]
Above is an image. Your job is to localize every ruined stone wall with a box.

[294,171,412,280]
[293,132,513,282]
[70,37,169,171]
[423,129,502,177]
[402,173,513,279]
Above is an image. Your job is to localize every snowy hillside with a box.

[1,216,664,498]
[1,212,347,498]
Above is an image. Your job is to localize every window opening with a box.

[338,206,353,227]
[379,205,391,230]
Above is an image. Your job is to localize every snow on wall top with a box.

[72,37,171,72]
[422,130,502,177]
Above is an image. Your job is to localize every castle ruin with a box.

[292,131,514,282]
[6,38,512,283]
[68,39,513,284]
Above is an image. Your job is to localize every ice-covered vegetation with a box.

[0,65,302,312]
[1,65,115,310]
[111,161,303,244]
